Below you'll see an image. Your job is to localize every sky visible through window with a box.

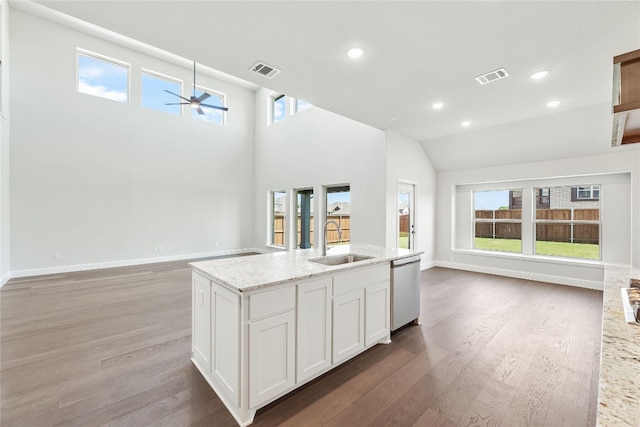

[273,95,287,122]
[192,87,224,124]
[142,72,181,115]
[474,190,509,210]
[78,54,128,102]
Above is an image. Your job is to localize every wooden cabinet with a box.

[192,273,212,372]
[612,48,640,146]
[297,277,332,382]
[248,310,295,407]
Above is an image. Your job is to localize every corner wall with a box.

[9,9,256,275]
[385,130,436,268]
[0,0,10,285]
[253,88,387,248]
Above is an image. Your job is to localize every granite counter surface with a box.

[598,265,640,426]
[190,244,420,293]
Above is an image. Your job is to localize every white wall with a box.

[253,88,387,248]
[0,0,9,284]
[9,10,256,274]
[385,130,436,267]
[436,149,640,289]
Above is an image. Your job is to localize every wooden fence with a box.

[272,214,350,247]
[399,214,409,234]
[475,209,599,244]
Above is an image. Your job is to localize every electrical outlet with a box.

[54,253,62,260]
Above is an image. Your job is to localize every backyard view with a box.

[474,186,600,260]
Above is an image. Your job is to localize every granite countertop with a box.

[598,265,640,426]
[190,244,421,293]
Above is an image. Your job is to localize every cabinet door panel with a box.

[192,274,211,372]
[332,289,365,364]
[212,283,240,406]
[365,281,390,346]
[249,310,295,408]
[297,278,332,382]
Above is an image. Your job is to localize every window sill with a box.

[452,248,605,269]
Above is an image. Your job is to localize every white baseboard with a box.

[0,272,10,288]
[9,248,270,280]
[421,260,436,270]
[434,260,604,291]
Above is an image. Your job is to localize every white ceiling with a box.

[26,1,640,167]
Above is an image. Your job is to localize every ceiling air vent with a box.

[250,61,281,79]
[475,68,509,85]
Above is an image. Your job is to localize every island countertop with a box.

[190,244,420,293]
[598,265,640,426]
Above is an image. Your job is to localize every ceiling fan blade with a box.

[200,103,229,112]
[164,89,190,102]
[164,102,190,105]
[196,92,211,103]
[196,106,205,115]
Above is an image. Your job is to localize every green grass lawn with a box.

[474,238,599,260]
[399,232,409,249]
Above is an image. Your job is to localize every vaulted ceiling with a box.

[28,1,640,169]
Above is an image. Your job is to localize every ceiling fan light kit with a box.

[165,62,229,114]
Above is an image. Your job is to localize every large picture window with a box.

[535,185,600,259]
[473,189,522,253]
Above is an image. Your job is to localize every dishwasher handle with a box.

[391,255,421,267]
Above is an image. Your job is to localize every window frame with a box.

[295,188,314,249]
[473,189,523,254]
[572,185,600,201]
[535,185,601,260]
[140,68,183,115]
[76,48,130,103]
[325,185,350,245]
[270,190,287,248]
[191,84,227,125]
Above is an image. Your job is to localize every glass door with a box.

[398,183,415,249]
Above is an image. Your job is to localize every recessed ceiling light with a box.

[530,70,549,80]
[347,47,364,59]
[461,121,471,127]
[432,102,444,110]
[547,100,560,107]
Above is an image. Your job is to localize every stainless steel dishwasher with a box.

[391,255,421,331]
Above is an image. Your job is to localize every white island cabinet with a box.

[190,245,420,426]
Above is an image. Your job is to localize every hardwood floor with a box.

[0,263,603,426]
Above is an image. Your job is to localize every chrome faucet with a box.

[323,220,342,257]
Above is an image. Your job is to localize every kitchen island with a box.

[598,265,640,426]
[190,244,420,426]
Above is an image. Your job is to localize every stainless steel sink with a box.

[308,254,374,266]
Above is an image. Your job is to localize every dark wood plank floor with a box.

[0,263,603,426]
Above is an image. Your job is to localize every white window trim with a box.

[269,190,287,249]
[534,184,602,260]
[577,184,600,200]
[76,48,130,103]
[472,188,523,253]
[193,84,227,125]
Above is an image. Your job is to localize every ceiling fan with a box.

[164,62,229,115]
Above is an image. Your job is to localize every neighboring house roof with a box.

[327,202,350,215]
